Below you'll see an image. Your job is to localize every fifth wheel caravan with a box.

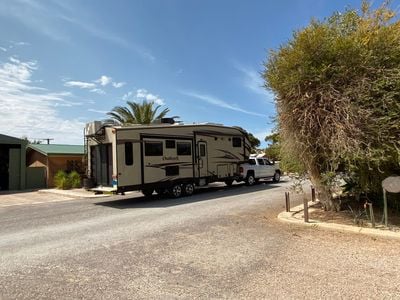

[85,120,251,197]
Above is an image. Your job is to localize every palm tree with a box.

[107,101,170,125]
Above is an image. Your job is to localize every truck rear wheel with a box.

[169,184,182,198]
[273,171,281,183]
[246,174,255,186]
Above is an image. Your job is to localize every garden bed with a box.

[309,201,400,232]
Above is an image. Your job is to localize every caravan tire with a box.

[183,183,194,196]
[224,180,233,187]
[155,188,166,195]
[142,189,154,197]
[169,184,182,198]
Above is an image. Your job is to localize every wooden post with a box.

[285,192,290,212]
[311,186,316,202]
[383,188,388,227]
[303,197,309,223]
[367,203,375,228]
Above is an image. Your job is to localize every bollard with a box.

[285,192,291,212]
[367,203,375,228]
[311,186,316,202]
[303,197,309,222]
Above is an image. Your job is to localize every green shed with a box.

[0,134,27,191]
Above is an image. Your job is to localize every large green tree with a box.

[107,101,170,125]
[247,133,261,152]
[264,1,400,209]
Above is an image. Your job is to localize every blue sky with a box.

[0,0,367,145]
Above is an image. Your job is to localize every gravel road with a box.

[1,179,399,299]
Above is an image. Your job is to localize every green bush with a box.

[263,1,400,209]
[53,170,82,189]
[69,171,81,188]
[54,170,71,190]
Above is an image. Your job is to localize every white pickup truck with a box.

[238,154,281,185]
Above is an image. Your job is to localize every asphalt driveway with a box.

[1,179,399,299]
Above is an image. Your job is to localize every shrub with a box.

[69,171,81,188]
[54,170,81,189]
[263,1,400,209]
[54,170,71,190]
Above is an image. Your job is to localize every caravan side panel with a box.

[142,137,194,185]
[115,129,141,187]
[195,131,246,180]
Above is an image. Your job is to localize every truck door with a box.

[264,159,275,177]
[256,158,266,177]
[197,141,208,178]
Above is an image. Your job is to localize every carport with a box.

[0,134,27,191]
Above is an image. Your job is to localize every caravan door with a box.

[197,141,208,178]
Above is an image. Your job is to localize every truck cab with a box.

[238,154,281,185]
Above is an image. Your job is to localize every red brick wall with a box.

[26,150,84,187]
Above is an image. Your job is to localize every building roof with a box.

[27,144,84,156]
[0,133,28,145]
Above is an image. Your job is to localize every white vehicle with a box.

[85,119,250,197]
[238,154,281,185]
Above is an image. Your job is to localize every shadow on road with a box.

[94,180,286,209]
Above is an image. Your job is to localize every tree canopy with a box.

[263,1,400,208]
[247,133,261,152]
[107,101,170,125]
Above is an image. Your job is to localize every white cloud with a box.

[11,41,30,47]
[90,88,105,95]
[180,90,265,117]
[64,80,96,89]
[122,89,165,105]
[0,46,6,52]
[96,75,112,86]
[0,57,84,144]
[136,89,165,105]
[65,75,125,92]
[88,108,108,114]
[122,91,134,101]
[112,81,125,88]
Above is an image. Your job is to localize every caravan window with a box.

[232,137,242,147]
[177,142,191,155]
[200,144,206,157]
[125,142,133,165]
[166,140,176,148]
[145,141,163,156]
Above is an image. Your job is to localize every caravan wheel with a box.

[142,189,154,197]
[183,183,194,196]
[169,184,182,198]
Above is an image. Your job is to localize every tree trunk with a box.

[307,164,335,211]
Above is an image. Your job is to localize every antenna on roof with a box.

[31,138,54,144]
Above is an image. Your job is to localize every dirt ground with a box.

[310,202,400,232]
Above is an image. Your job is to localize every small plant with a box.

[54,170,81,189]
[69,171,81,188]
[54,170,72,190]
[347,204,368,226]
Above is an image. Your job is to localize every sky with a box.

[0,0,371,145]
